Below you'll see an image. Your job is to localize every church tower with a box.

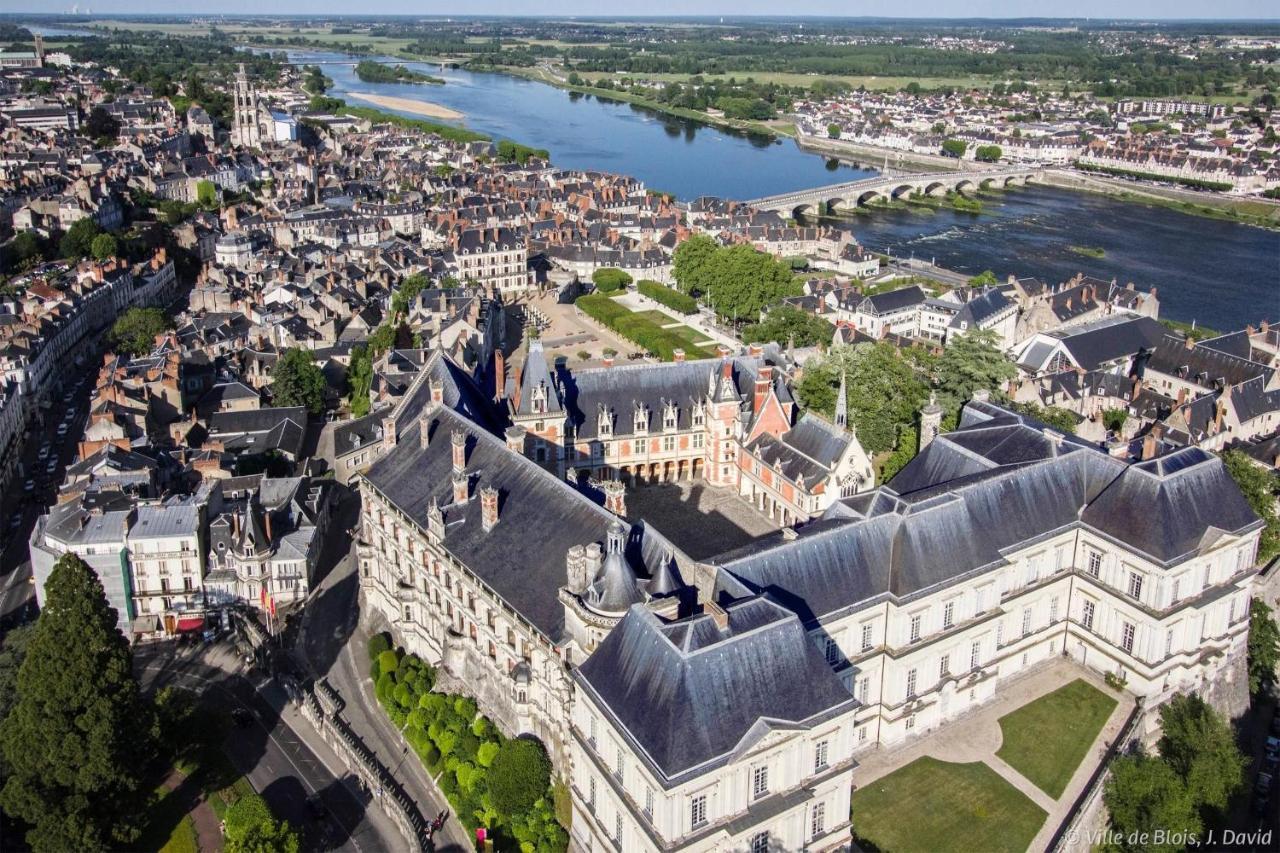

[231,63,261,149]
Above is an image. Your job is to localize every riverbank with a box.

[482,64,795,140]
[344,91,463,121]
[795,134,968,173]
[1039,169,1280,231]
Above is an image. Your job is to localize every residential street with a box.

[295,489,472,852]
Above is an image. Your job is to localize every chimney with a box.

[603,479,627,517]
[452,468,469,504]
[1176,387,1188,407]
[480,485,499,531]
[603,354,615,368]
[1141,432,1159,461]
[263,510,273,543]
[494,348,505,401]
[429,376,444,407]
[704,600,729,631]
[716,344,732,359]
[753,368,771,414]
[672,348,685,363]
[505,425,526,454]
[231,511,240,537]
[382,415,397,450]
[418,413,432,449]
[584,542,604,581]
[451,429,467,472]
[748,343,763,358]
[972,389,991,403]
[1184,336,1195,350]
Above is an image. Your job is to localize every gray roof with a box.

[363,406,686,639]
[575,598,856,785]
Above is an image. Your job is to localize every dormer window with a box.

[633,403,649,434]
[663,401,678,431]
[531,382,548,414]
[692,405,705,426]
[598,406,613,437]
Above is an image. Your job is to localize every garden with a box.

[995,678,1118,799]
[368,633,569,852]
[575,293,714,361]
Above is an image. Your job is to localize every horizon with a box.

[4,5,1279,23]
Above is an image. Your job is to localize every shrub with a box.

[637,280,698,314]
[368,632,391,661]
[489,738,553,817]
[477,740,501,768]
[378,649,400,676]
[591,268,632,293]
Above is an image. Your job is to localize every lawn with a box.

[995,678,1119,799]
[159,816,198,853]
[850,757,1046,853]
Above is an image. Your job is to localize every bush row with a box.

[576,294,713,361]
[1075,162,1233,192]
[637,280,698,314]
[368,635,566,852]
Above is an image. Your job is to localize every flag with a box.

[269,594,277,618]
[259,585,267,609]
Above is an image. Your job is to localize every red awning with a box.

[175,616,205,633]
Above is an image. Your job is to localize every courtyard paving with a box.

[625,478,777,560]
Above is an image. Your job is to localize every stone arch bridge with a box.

[748,167,1043,217]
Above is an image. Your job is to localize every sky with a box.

[6,1,1277,20]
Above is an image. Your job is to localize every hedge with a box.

[637,280,698,314]
[1075,162,1233,192]
[576,294,713,361]
[591,268,633,293]
[373,648,567,851]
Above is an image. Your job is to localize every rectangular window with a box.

[905,715,916,730]
[812,802,826,838]
[975,586,987,613]
[858,677,869,703]
[970,640,981,671]
[996,622,1004,647]
[943,601,954,629]
[814,740,829,772]
[644,787,654,819]
[752,765,770,799]
[1050,596,1060,623]
[1127,571,1143,601]
[1087,550,1102,578]
[690,795,707,828]
[589,777,597,809]
[858,725,868,743]
[909,614,922,643]
[1082,599,1096,631]
[1171,577,1181,604]
[906,668,917,699]
[939,654,950,679]
[1021,607,1032,637]
[1165,629,1175,657]
[1121,621,1136,654]
[860,623,873,652]
[751,832,769,853]
[823,637,841,667]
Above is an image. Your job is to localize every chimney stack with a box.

[494,348,505,401]
[753,368,771,414]
[704,600,729,631]
[716,344,733,359]
[480,485,499,531]
[505,425,526,454]
[418,413,432,449]
[672,348,685,363]
[1141,432,1158,461]
[429,376,444,407]
[748,343,763,359]
[603,479,627,518]
[584,542,604,581]
[452,469,469,505]
[382,415,397,451]
[451,429,466,472]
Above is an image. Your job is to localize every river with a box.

[32,27,1276,331]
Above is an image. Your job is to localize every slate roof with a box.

[706,401,1261,625]
[861,285,927,315]
[363,406,688,639]
[1147,333,1272,389]
[744,413,851,485]
[575,598,856,785]
[208,406,307,459]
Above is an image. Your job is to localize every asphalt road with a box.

[136,643,399,853]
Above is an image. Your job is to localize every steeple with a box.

[834,372,848,429]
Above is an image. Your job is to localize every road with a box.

[136,642,400,853]
[294,489,471,853]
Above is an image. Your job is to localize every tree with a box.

[108,307,172,357]
[968,270,998,287]
[4,231,44,272]
[1249,600,1279,697]
[59,218,101,260]
[224,792,299,853]
[827,122,841,139]
[488,738,551,817]
[975,144,1003,162]
[941,138,967,158]
[84,106,120,144]
[797,343,928,454]
[195,180,219,209]
[591,268,632,294]
[1156,693,1245,816]
[1221,450,1279,564]
[0,553,153,852]
[389,273,428,319]
[1102,407,1129,433]
[270,348,327,415]
[672,234,719,296]
[934,328,1016,413]
[90,233,118,261]
[1104,753,1201,853]
[1008,401,1078,434]
[740,306,834,349]
[682,242,798,323]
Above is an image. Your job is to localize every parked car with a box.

[23,479,34,493]
[1257,770,1274,797]
[56,423,68,438]
[37,443,50,461]
[7,512,21,531]
[45,458,57,475]
[1265,735,1280,759]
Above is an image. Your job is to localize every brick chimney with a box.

[382,415,397,451]
[494,348,505,401]
[1141,432,1158,461]
[672,348,685,363]
[603,354,615,368]
[451,429,467,473]
[603,479,626,518]
[505,425,526,454]
[716,344,732,359]
[452,468,468,504]
[418,413,432,449]
[704,600,729,631]
[583,542,603,580]
[480,485,499,531]
[748,343,763,358]
[753,366,772,414]
[429,376,445,407]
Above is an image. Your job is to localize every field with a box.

[576,69,1008,92]
[850,757,1046,853]
[995,679,1118,799]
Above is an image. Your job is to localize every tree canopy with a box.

[1220,450,1279,564]
[488,738,552,817]
[1104,753,1201,853]
[90,233,118,262]
[740,305,835,349]
[108,307,172,357]
[796,342,928,455]
[672,236,799,323]
[1156,693,1245,816]
[59,218,101,260]
[591,268,633,294]
[270,348,327,415]
[224,790,299,853]
[934,328,1017,412]
[0,553,153,852]
[1249,599,1279,697]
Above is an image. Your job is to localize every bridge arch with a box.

[954,179,978,196]
[1004,175,1025,188]
[890,184,918,200]
[792,203,819,220]
[923,181,949,198]
[856,190,884,207]
[826,197,850,214]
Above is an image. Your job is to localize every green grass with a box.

[851,757,1046,853]
[995,679,1118,799]
[159,815,199,853]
